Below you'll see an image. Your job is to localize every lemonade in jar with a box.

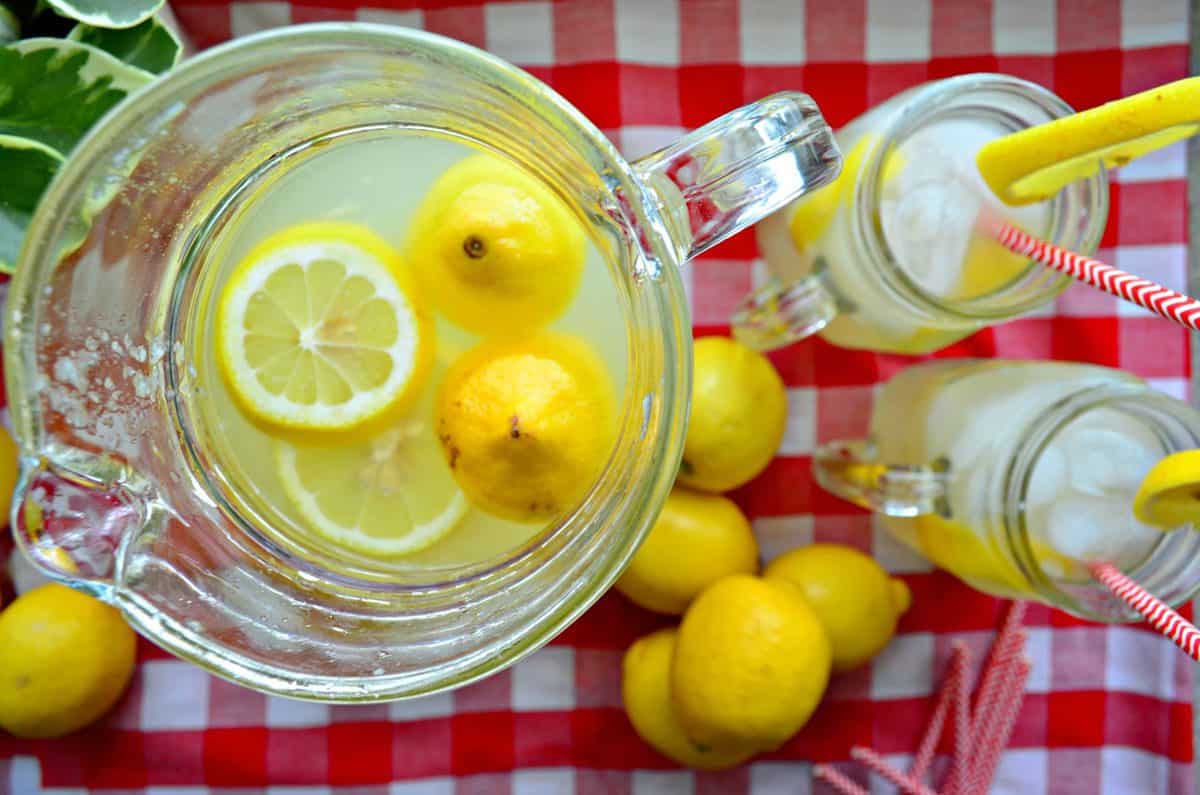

[739,74,1108,354]
[813,360,1200,620]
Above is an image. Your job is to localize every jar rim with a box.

[1002,383,1200,621]
[853,73,1111,323]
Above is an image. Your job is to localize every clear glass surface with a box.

[815,360,1200,621]
[5,24,839,700]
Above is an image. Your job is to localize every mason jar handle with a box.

[812,439,950,518]
[631,91,841,262]
[730,273,839,351]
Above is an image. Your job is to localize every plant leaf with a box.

[0,5,19,43]
[42,0,161,29]
[0,38,152,153]
[5,0,73,38]
[0,134,64,273]
[68,16,180,73]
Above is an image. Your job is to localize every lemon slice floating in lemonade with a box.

[788,134,904,250]
[275,419,468,558]
[1132,450,1200,530]
[977,76,1200,205]
[217,221,432,432]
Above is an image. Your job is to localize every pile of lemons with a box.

[616,337,912,769]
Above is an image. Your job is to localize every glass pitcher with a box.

[5,23,841,701]
[736,74,1109,354]
[812,359,1200,621]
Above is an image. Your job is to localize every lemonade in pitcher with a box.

[184,128,626,570]
[9,25,846,698]
[814,360,1200,619]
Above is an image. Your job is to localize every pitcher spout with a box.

[11,458,150,592]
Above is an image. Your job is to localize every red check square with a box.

[1047,692,1106,747]
[328,722,394,785]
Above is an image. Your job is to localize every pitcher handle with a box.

[631,91,841,262]
[812,439,950,518]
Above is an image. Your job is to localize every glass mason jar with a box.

[5,24,841,701]
[813,360,1200,621]
[738,74,1109,354]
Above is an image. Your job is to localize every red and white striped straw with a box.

[968,628,1027,743]
[960,657,1033,795]
[909,643,971,781]
[985,218,1200,333]
[851,747,941,795]
[968,603,1028,743]
[814,764,869,795]
[1090,561,1200,661]
[944,641,973,794]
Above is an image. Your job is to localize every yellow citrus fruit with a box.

[1132,450,1200,529]
[406,152,586,336]
[275,415,468,557]
[914,514,1031,593]
[679,337,787,493]
[0,583,136,738]
[672,574,831,752]
[765,544,911,672]
[217,221,432,432]
[616,487,759,615]
[623,628,756,770]
[977,77,1200,205]
[914,514,1076,592]
[434,333,615,522]
[952,232,1031,301]
[788,135,904,250]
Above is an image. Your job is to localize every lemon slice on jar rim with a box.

[976,76,1200,206]
[216,221,433,432]
[1132,450,1200,530]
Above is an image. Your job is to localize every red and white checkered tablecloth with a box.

[1,1,1195,793]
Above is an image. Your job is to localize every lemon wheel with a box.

[217,222,432,432]
[275,424,468,557]
[1132,450,1200,529]
[977,76,1200,205]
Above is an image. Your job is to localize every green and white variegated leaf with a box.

[0,5,19,43]
[68,16,180,73]
[0,134,63,273]
[0,37,152,153]
[43,0,161,29]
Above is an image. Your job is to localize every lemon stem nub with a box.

[463,235,487,259]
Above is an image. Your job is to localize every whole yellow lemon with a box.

[671,574,831,752]
[623,628,756,770]
[616,487,759,614]
[765,544,911,672]
[406,153,586,336]
[435,333,615,522]
[0,583,136,738]
[679,337,787,493]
